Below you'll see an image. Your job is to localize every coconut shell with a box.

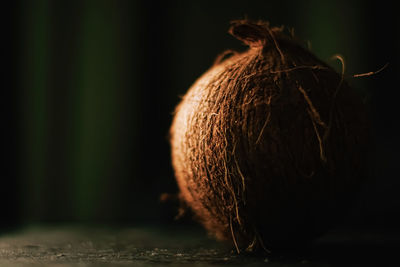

[170,20,370,252]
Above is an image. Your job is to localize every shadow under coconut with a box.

[253,228,400,266]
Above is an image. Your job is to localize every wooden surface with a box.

[0,225,399,266]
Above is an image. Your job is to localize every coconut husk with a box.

[170,20,370,252]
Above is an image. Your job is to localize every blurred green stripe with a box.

[303,0,366,77]
[73,1,121,221]
[21,0,49,222]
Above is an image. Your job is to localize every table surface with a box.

[0,224,399,266]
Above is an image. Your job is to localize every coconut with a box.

[170,20,369,252]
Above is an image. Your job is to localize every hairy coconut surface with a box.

[170,20,369,252]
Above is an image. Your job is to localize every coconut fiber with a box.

[170,20,370,252]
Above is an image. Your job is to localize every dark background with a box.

[3,0,399,231]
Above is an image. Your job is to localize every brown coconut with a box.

[170,20,370,252]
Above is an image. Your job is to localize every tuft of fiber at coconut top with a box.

[170,20,370,253]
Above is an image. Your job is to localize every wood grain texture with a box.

[0,226,399,266]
